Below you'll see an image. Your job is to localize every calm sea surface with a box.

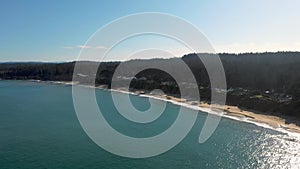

[0,80,299,169]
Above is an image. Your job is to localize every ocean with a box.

[0,80,299,168]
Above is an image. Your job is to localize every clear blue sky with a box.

[1,0,299,62]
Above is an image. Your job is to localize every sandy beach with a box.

[163,95,300,135]
[198,102,300,134]
[117,88,300,135]
[37,80,300,135]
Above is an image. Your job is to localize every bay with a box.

[0,80,299,168]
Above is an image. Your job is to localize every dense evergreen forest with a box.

[1,52,300,120]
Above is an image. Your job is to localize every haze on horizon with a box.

[0,0,300,62]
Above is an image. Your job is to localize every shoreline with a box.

[89,84,300,137]
[102,87,300,137]
[139,91,300,137]
[9,79,300,137]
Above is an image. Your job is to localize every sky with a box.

[0,0,300,62]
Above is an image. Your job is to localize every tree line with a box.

[1,52,300,119]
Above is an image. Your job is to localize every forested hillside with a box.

[1,52,300,119]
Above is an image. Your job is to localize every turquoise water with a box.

[0,80,299,168]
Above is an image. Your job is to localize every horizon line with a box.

[1,51,300,63]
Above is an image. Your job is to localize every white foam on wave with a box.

[45,82,300,139]
[112,89,300,139]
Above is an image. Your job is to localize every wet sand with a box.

[135,91,300,135]
[37,80,300,135]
